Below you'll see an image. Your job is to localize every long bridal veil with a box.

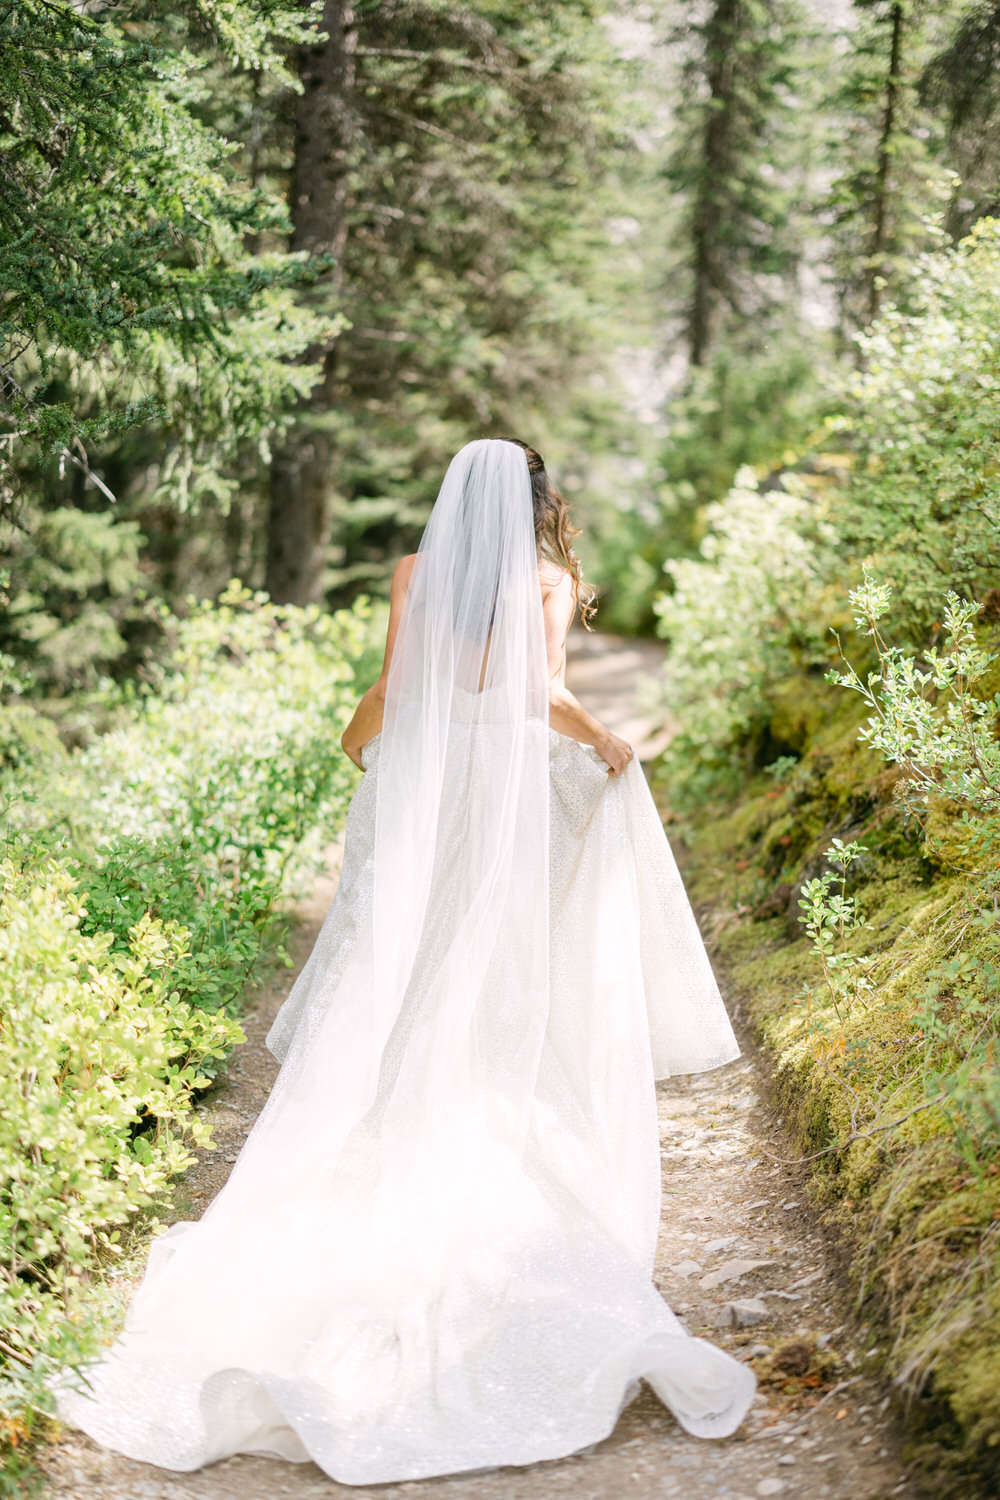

[56,439,755,1483]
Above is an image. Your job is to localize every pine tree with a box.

[661,0,808,367]
[825,1,944,335]
[0,0,322,520]
[265,0,356,605]
[920,0,1000,237]
[260,0,628,604]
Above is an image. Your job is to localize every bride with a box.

[56,438,755,1483]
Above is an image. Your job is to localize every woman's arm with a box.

[542,572,633,776]
[341,553,417,769]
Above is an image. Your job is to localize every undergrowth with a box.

[659,632,1000,1497]
[0,584,383,1486]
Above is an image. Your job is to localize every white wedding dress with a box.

[56,441,754,1483]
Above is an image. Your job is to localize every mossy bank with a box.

[652,666,1000,1499]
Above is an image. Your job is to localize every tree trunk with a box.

[867,1,905,323]
[265,0,355,605]
[689,0,740,367]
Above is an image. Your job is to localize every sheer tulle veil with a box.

[54,437,756,1482]
[362,436,552,1166]
[255,437,554,1184]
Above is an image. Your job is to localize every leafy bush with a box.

[652,218,1000,803]
[652,217,1000,1488]
[669,573,1000,1486]
[0,853,240,1376]
[650,465,830,798]
[830,574,1000,867]
[833,218,1000,633]
[0,584,381,1471]
[12,584,379,1020]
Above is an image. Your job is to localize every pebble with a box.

[715,1297,770,1328]
[757,1481,786,1496]
[669,1259,703,1278]
[703,1234,739,1256]
[700,1257,774,1291]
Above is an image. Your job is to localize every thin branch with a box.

[61,442,118,505]
[759,1090,951,1166]
[355,46,503,76]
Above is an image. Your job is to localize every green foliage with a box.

[313,0,642,599]
[651,465,831,799]
[657,335,825,525]
[797,838,875,1025]
[0,584,378,1470]
[833,217,1000,624]
[0,503,150,692]
[11,585,376,1013]
[823,0,948,330]
[830,574,1000,864]
[660,0,811,366]
[921,0,1000,237]
[652,217,1000,800]
[670,657,1000,1482]
[0,850,243,1460]
[652,117,1000,1480]
[0,0,331,500]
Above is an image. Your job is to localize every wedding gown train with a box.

[56,710,755,1483]
[55,439,754,1483]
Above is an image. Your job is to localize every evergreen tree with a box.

[661,0,808,367]
[261,0,630,603]
[266,0,356,605]
[920,0,1000,237]
[825,1,944,334]
[0,0,324,521]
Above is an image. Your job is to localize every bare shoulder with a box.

[391,552,419,592]
[538,559,573,597]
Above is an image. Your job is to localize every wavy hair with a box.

[499,437,597,630]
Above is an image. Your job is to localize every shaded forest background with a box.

[5,2,1000,1495]
[8,0,1000,684]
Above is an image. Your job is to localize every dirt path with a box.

[43,635,922,1500]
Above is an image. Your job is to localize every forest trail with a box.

[43,635,922,1500]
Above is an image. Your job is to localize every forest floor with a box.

[42,631,925,1500]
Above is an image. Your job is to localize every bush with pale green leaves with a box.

[0,584,382,1464]
[650,465,830,797]
[652,218,1000,800]
[14,583,382,1021]
[0,859,241,1381]
[834,217,1000,632]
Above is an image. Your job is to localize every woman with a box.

[57,438,755,1483]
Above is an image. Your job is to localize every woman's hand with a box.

[598,732,634,776]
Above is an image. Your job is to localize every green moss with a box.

[666,663,1000,1491]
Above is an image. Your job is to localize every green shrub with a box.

[650,465,832,800]
[0,852,242,1456]
[834,217,1000,634]
[9,584,379,1020]
[651,218,1000,804]
[0,582,382,1472]
[668,572,1000,1488]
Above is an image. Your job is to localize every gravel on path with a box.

[42,633,923,1500]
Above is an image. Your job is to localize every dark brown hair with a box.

[499,437,597,630]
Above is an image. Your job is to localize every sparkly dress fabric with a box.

[55,442,754,1484]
